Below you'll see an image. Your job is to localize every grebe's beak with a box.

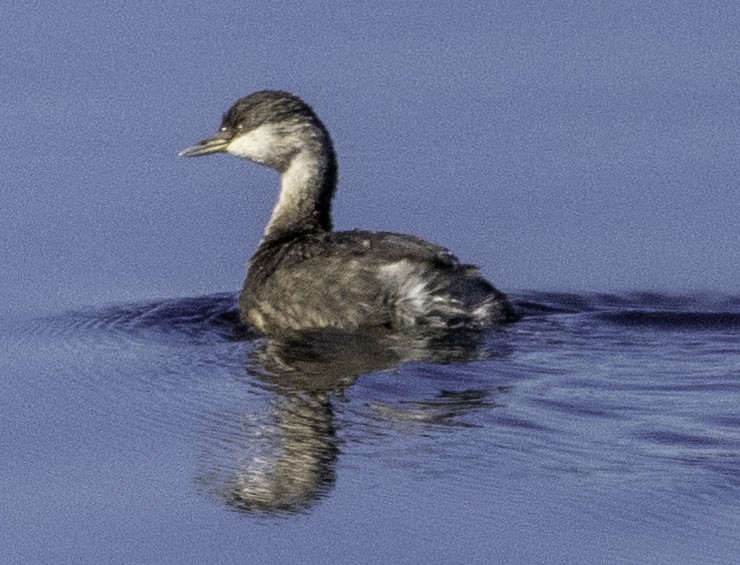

[179,131,230,157]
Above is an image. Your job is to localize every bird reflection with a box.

[222,388,338,514]
[215,329,504,515]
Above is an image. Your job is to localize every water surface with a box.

[2,292,739,563]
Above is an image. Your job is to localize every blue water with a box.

[2,292,739,564]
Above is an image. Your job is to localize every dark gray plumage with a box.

[181,90,515,336]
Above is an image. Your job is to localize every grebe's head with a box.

[180,90,329,172]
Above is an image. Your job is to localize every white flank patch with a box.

[472,301,494,322]
[379,260,431,321]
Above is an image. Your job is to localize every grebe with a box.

[180,91,515,336]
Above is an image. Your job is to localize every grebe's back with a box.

[241,230,514,335]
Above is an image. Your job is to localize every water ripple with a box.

[4,290,740,536]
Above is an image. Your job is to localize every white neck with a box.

[226,121,337,242]
[262,149,331,242]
